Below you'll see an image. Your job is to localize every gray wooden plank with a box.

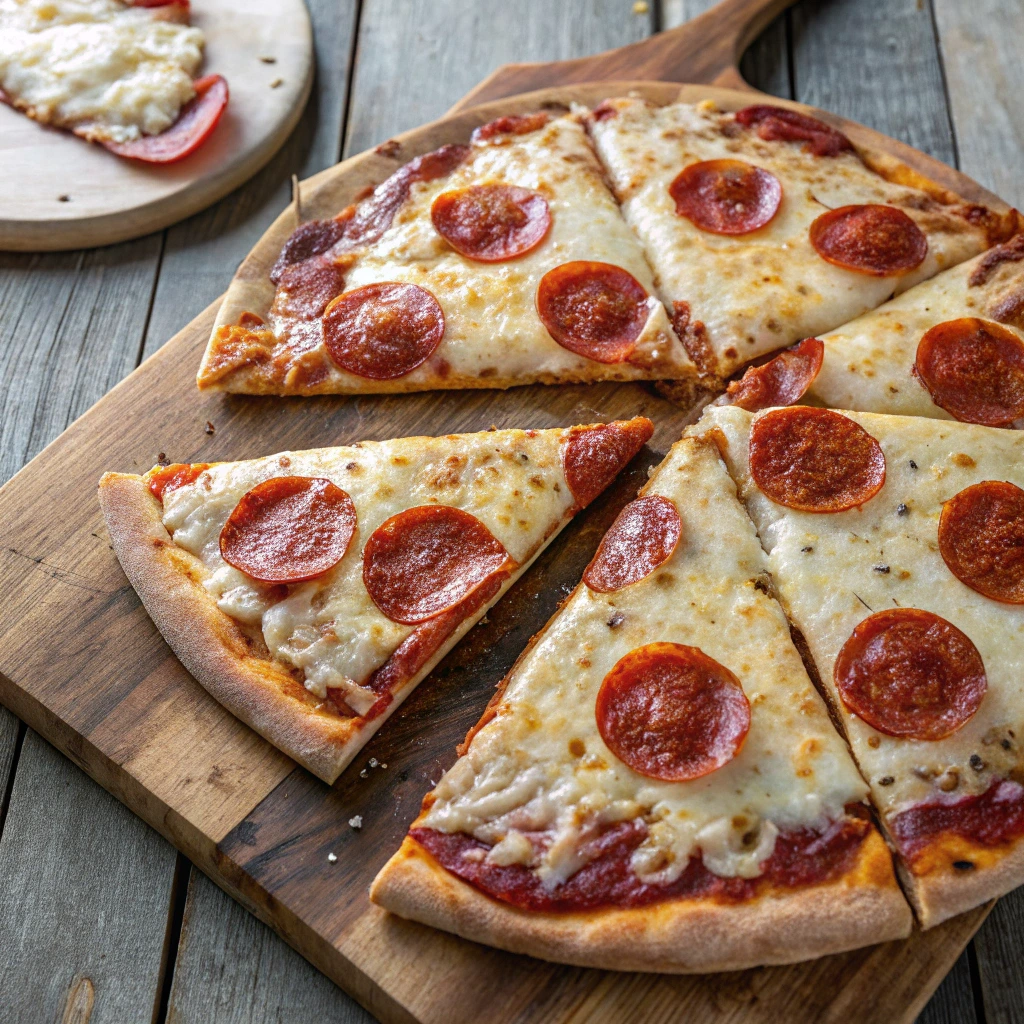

[973,894,1024,1024]
[916,948,980,1024]
[143,0,359,356]
[166,869,375,1024]
[933,0,1024,209]
[343,0,654,157]
[790,0,955,165]
[0,238,160,483]
[0,730,177,1024]
[662,0,791,98]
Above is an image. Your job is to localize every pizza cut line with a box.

[370,433,913,972]
[0,0,228,163]
[695,405,1024,928]
[99,417,653,782]
[202,97,1017,398]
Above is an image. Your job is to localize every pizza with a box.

[804,235,1024,426]
[0,0,227,163]
[99,417,652,782]
[586,97,1015,381]
[695,405,1024,927]
[370,433,912,971]
[198,110,695,395]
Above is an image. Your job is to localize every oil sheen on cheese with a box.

[0,0,203,143]
[421,438,868,888]
[159,430,574,714]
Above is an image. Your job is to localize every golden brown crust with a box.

[370,829,912,973]
[98,471,570,783]
[99,472,364,782]
[894,831,1024,929]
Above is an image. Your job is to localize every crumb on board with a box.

[327,852,337,863]
[349,815,363,830]
[204,421,215,435]
[259,55,276,63]
[270,77,284,89]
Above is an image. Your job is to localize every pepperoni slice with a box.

[724,337,825,412]
[809,204,927,276]
[431,184,551,263]
[749,407,885,513]
[362,506,513,625]
[735,105,853,157]
[914,317,1024,426]
[322,283,445,380]
[834,609,987,741]
[561,417,654,510]
[101,74,228,164]
[471,112,550,143]
[596,643,751,782]
[669,159,782,236]
[220,477,357,584]
[583,495,681,593]
[148,463,210,501]
[939,481,1024,604]
[537,262,650,363]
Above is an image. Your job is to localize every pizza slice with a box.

[0,0,228,163]
[695,404,1024,927]
[199,111,696,395]
[98,417,652,783]
[370,433,911,972]
[805,234,1024,426]
[586,97,1015,382]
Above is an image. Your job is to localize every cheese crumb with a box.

[327,852,337,863]
[348,815,363,830]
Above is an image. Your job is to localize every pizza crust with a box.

[894,832,1024,929]
[370,830,912,973]
[99,472,568,783]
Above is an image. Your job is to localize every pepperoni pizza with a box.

[370,434,912,971]
[805,235,1024,426]
[199,112,695,395]
[586,98,1013,381]
[697,405,1024,927]
[99,418,652,782]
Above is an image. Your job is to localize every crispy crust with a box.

[893,830,1024,929]
[370,829,912,973]
[98,472,565,783]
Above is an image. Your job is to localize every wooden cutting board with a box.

[0,0,1007,1020]
[0,0,313,252]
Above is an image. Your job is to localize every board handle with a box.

[451,0,794,112]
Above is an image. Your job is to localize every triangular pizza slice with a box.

[805,234,1024,426]
[696,405,1024,927]
[199,111,695,396]
[99,418,652,782]
[371,433,911,971]
[587,97,1014,382]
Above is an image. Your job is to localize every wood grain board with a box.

[0,0,314,252]
[0,0,1017,1020]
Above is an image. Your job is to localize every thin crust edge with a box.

[370,831,913,973]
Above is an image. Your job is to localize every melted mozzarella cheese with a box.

[421,437,867,887]
[808,248,1024,421]
[587,98,989,379]
[0,0,202,144]
[158,429,575,712]
[698,406,1024,819]
[264,114,694,389]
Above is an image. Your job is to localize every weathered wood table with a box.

[1,1,1022,1021]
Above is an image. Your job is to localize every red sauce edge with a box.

[891,778,1024,863]
[411,809,870,912]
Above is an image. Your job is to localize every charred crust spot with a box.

[969,233,1024,287]
[879,776,895,786]
[953,860,975,871]
[607,611,625,629]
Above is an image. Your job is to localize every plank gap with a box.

[925,0,961,172]
[967,941,988,1024]
[136,234,168,371]
[338,0,366,165]
[0,715,26,843]
[153,854,192,1024]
